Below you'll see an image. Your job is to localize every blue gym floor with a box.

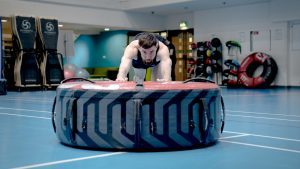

[0,87,300,169]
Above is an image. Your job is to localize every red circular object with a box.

[238,52,277,88]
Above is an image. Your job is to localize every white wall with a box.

[191,0,300,86]
[270,0,300,22]
[165,12,194,30]
[0,0,166,31]
[57,30,75,58]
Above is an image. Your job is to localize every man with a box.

[116,32,172,82]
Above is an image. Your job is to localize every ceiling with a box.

[3,0,271,34]
[20,0,270,15]
[125,0,271,15]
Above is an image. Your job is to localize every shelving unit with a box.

[1,18,14,88]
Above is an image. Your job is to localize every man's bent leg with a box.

[133,68,146,83]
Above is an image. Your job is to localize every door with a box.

[288,21,300,86]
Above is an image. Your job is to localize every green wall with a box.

[69,30,128,68]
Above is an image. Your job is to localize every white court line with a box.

[1,109,300,142]
[220,140,300,154]
[0,112,50,120]
[0,107,51,113]
[12,152,125,169]
[224,130,300,142]
[223,93,286,97]
[227,109,300,118]
[4,96,53,99]
[220,134,250,139]
[227,114,300,122]
[0,95,54,99]
[0,98,53,103]
[1,110,300,142]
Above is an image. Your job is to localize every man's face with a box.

[139,46,158,65]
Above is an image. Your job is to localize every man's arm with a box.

[158,42,172,81]
[116,43,137,81]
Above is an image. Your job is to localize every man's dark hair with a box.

[138,33,158,49]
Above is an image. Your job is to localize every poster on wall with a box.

[291,23,300,50]
[250,30,271,52]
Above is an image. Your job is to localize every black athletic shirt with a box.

[132,45,160,69]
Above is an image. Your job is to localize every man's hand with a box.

[116,77,128,81]
[156,78,170,82]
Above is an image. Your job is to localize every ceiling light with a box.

[1,19,8,23]
[58,24,63,28]
[179,21,188,30]
[104,28,110,31]
[160,32,167,38]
